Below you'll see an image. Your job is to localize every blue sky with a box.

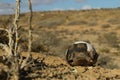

[0,0,120,14]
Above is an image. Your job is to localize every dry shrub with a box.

[32,40,49,52]
[30,30,72,57]
[107,18,120,25]
[39,17,65,27]
[115,25,120,29]
[0,69,8,80]
[50,39,71,58]
[99,48,110,53]
[98,54,119,69]
[31,31,60,53]
[98,32,119,48]
[82,29,98,34]
[87,21,98,26]
[102,24,111,28]
[18,28,28,51]
[0,30,8,44]
[0,16,13,28]
[67,20,87,25]
[19,29,61,53]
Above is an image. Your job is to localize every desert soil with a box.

[0,51,120,80]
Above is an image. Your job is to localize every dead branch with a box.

[0,0,35,79]
[28,0,33,59]
[13,0,20,56]
[8,0,21,80]
[20,0,33,69]
[0,26,14,57]
[0,28,9,33]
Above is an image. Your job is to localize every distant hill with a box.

[0,8,120,28]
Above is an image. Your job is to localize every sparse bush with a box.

[102,24,111,28]
[67,20,87,25]
[99,48,110,53]
[39,17,65,27]
[48,39,72,58]
[107,18,120,25]
[98,32,119,48]
[98,55,111,67]
[31,30,60,52]
[88,21,98,26]
[115,25,120,29]
[0,30,8,44]
[32,40,49,52]
[17,28,65,53]
[82,29,98,34]
[105,32,119,47]
[0,69,8,80]
[98,54,119,69]
[18,28,28,51]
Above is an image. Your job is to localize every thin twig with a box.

[0,28,9,33]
